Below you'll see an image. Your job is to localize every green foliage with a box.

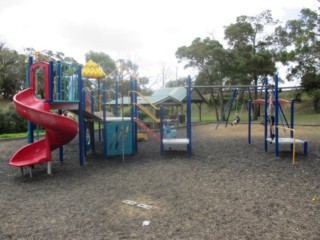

[175,37,229,117]
[301,73,320,112]
[224,10,278,83]
[301,73,320,92]
[24,48,80,65]
[85,50,116,76]
[0,43,26,100]
[0,102,27,134]
[274,8,319,81]
[176,37,228,86]
[308,89,320,113]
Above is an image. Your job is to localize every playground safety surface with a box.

[0,124,319,239]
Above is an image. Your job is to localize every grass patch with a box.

[0,131,45,140]
[0,132,28,139]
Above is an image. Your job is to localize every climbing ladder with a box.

[135,118,160,142]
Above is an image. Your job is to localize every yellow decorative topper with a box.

[82,59,106,78]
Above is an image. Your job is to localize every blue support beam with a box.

[274,74,279,156]
[186,75,192,156]
[103,80,108,157]
[248,100,251,144]
[160,105,164,156]
[77,65,85,166]
[264,76,268,152]
[27,57,34,144]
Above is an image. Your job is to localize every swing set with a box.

[215,88,246,129]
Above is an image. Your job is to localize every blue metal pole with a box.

[225,89,237,127]
[57,61,64,163]
[82,88,86,111]
[27,57,34,144]
[248,100,251,144]
[98,78,101,142]
[186,75,192,156]
[50,61,61,162]
[275,74,279,156]
[160,105,164,156]
[103,80,107,157]
[97,78,100,110]
[115,80,119,117]
[290,99,294,133]
[264,76,268,152]
[48,61,54,102]
[56,61,61,101]
[78,65,85,166]
[129,78,136,154]
[216,88,236,129]
[90,90,94,113]
[134,81,138,152]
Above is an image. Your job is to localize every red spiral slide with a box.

[9,62,78,168]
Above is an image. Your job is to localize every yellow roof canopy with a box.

[82,59,106,78]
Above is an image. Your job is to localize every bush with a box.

[0,103,27,134]
[309,89,320,113]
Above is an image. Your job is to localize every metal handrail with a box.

[128,90,160,110]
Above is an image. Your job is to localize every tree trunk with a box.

[253,75,260,120]
[217,88,225,120]
[210,89,219,122]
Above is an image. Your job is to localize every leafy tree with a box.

[24,48,79,65]
[224,10,278,86]
[139,76,153,96]
[0,43,25,100]
[301,73,320,112]
[85,50,116,76]
[176,37,230,118]
[275,8,319,80]
[224,10,278,119]
[274,8,319,111]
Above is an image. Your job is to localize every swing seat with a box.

[163,125,177,139]
[266,137,308,156]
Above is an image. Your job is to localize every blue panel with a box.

[105,122,133,156]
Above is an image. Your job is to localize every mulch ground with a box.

[0,123,319,240]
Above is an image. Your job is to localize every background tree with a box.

[24,48,79,65]
[0,43,25,100]
[176,37,229,119]
[224,10,278,119]
[301,73,320,112]
[139,76,153,96]
[85,51,117,100]
[158,63,173,88]
[85,50,116,75]
[165,77,187,88]
[274,8,319,111]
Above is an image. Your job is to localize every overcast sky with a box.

[0,0,318,87]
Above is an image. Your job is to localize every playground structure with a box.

[9,54,307,177]
[8,58,193,175]
[247,74,308,164]
[8,61,78,175]
[129,76,192,157]
[195,74,308,164]
[215,88,247,129]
